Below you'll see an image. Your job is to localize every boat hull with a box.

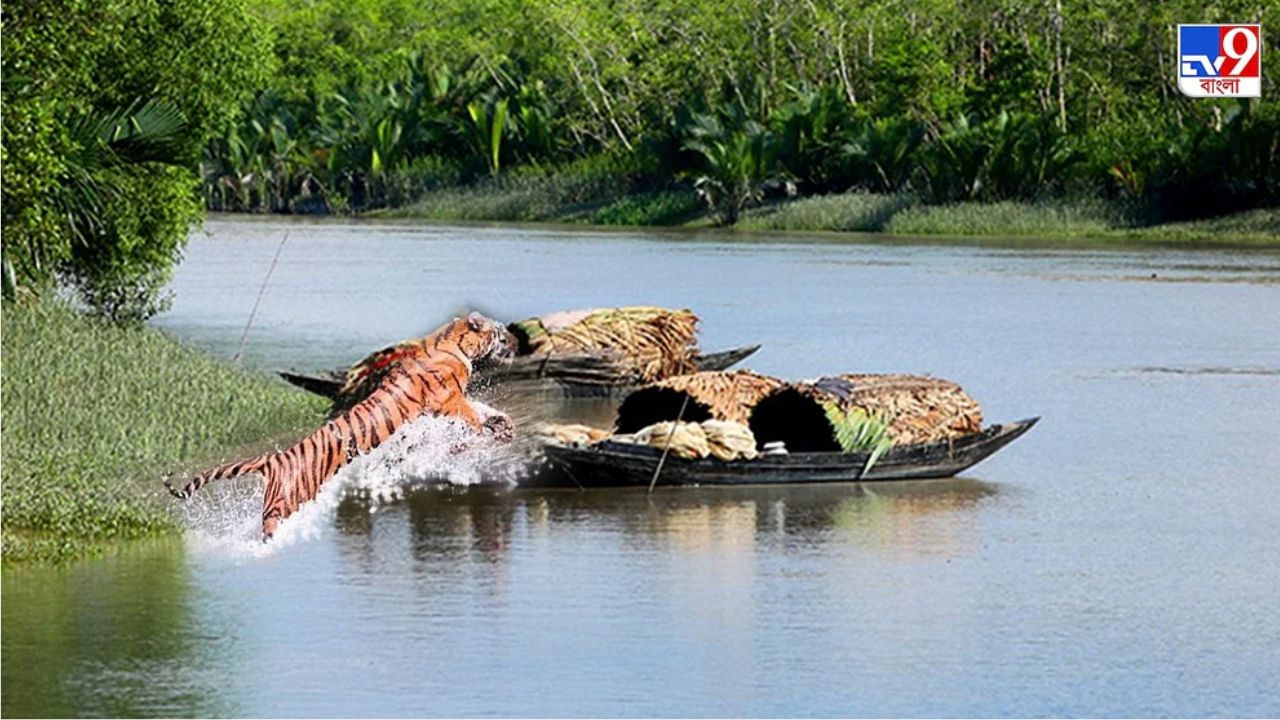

[533,418,1039,487]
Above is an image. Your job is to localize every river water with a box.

[4,217,1279,717]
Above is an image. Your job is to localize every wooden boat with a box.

[530,417,1038,488]
[278,344,761,400]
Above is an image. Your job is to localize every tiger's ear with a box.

[467,312,486,331]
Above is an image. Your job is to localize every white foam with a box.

[177,414,531,560]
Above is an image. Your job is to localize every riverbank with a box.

[381,181,1279,246]
[1,298,327,564]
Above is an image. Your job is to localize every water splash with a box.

[177,414,533,559]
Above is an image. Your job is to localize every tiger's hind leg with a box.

[262,512,280,542]
[261,475,286,542]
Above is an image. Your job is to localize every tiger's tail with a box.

[164,455,272,500]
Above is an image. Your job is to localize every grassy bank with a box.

[879,202,1280,244]
[1,298,327,564]
[740,194,1278,244]
[385,179,1278,245]
[379,157,703,227]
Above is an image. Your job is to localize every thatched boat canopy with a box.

[616,371,984,450]
[614,370,784,433]
[509,306,700,383]
[747,374,984,452]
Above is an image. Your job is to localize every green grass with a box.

[1,297,327,564]
[1112,208,1280,245]
[387,174,618,222]
[882,201,1279,245]
[388,173,1277,245]
[386,155,651,223]
[389,177,575,222]
[585,191,702,226]
[739,192,918,232]
[882,199,1120,237]
[739,194,1277,245]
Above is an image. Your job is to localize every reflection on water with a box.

[314,476,993,604]
[1,541,231,718]
[327,480,997,577]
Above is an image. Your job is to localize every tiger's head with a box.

[445,311,517,364]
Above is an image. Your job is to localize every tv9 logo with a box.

[1178,24,1262,97]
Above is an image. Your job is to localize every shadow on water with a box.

[1,540,235,718]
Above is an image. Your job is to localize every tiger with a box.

[165,312,517,541]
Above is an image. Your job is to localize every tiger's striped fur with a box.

[165,312,515,541]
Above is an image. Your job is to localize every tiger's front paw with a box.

[482,412,516,443]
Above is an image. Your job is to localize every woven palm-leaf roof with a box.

[615,370,784,432]
[748,373,984,451]
[510,306,700,383]
[823,373,983,444]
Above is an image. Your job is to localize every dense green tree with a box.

[2,0,269,318]
[194,0,1277,221]
[5,0,1277,253]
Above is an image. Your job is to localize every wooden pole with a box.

[648,394,691,494]
[234,231,288,366]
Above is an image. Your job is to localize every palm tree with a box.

[840,117,925,193]
[682,112,781,225]
[3,98,187,299]
[466,94,510,175]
